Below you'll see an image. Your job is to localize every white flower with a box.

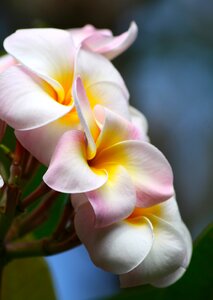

[74,196,192,287]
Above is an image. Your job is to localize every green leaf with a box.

[2,257,57,300]
[108,223,213,300]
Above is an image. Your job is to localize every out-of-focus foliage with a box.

[107,223,213,300]
[2,257,57,300]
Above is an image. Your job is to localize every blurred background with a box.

[0,0,212,299]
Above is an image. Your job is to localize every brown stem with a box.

[22,155,39,179]
[0,186,21,239]
[5,190,59,242]
[19,182,50,210]
[12,140,23,165]
[5,233,81,259]
[0,139,24,294]
[52,199,73,240]
[7,140,24,186]
[46,233,80,255]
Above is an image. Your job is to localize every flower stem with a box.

[52,199,73,240]
[19,182,51,210]
[5,190,59,242]
[22,155,39,179]
[5,233,81,259]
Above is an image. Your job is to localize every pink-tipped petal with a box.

[130,106,149,142]
[74,202,154,274]
[4,28,75,101]
[75,49,129,100]
[94,105,140,153]
[15,116,79,165]
[69,24,112,46]
[0,54,16,73]
[120,217,188,287]
[72,76,99,159]
[86,165,136,227]
[43,130,107,193]
[93,141,174,207]
[0,66,72,130]
[83,22,138,60]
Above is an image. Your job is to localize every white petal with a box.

[93,141,174,207]
[148,221,192,287]
[120,217,188,287]
[43,130,107,193]
[86,82,130,119]
[75,49,129,100]
[0,175,4,188]
[130,106,149,142]
[0,66,71,130]
[72,76,99,159]
[149,196,182,225]
[86,165,136,227]
[74,202,154,274]
[151,267,186,288]
[0,54,16,73]
[83,22,138,60]
[69,24,112,47]
[94,105,141,154]
[4,28,76,101]
[15,116,79,165]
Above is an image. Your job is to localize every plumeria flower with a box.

[43,77,174,227]
[129,106,149,142]
[69,22,138,60]
[0,175,4,188]
[0,28,129,165]
[0,54,16,73]
[74,195,192,287]
[0,55,14,140]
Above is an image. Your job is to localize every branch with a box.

[19,182,50,210]
[5,233,81,259]
[52,199,73,240]
[0,186,21,239]
[5,190,59,242]
[22,155,40,179]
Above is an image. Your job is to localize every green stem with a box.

[0,144,13,160]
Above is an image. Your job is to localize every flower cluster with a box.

[0,23,192,287]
